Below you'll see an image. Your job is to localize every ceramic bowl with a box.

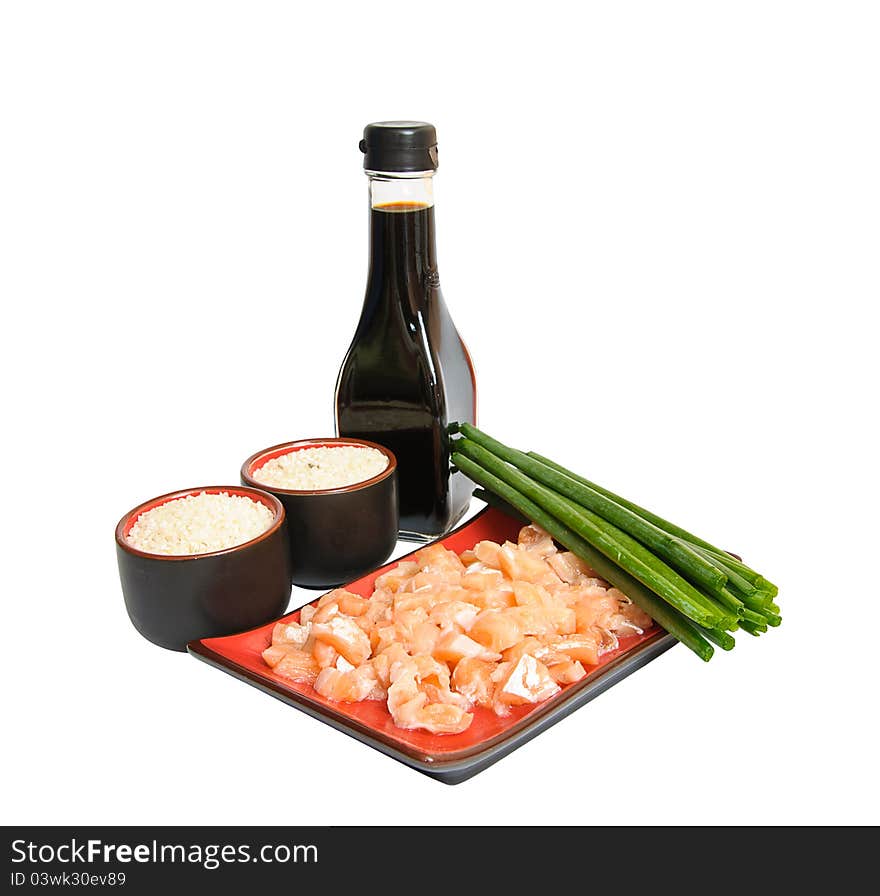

[241,438,398,588]
[116,486,292,651]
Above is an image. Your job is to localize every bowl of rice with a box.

[115,486,292,651]
[241,438,398,588]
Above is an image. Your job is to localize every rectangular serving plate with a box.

[188,506,677,784]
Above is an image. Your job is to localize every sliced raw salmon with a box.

[497,543,560,586]
[273,648,320,684]
[337,593,369,617]
[547,551,598,584]
[372,624,397,655]
[405,570,463,591]
[374,561,420,593]
[392,592,442,614]
[473,540,503,569]
[517,524,556,557]
[545,633,601,665]
[512,581,554,607]
[261,644,290,667]
[500,636,547,664]
[509,604,576,636]
[311,615,372,666]
[314,665,377,703]
[429,600,480,631]
[451,657,497,707]
[607,588,654,633]
[317,588,356,607]
[406,621,443,656]
[432,629,502,665]
[573,588,620,632]
[312,639,339,669]
[467,587,517,610]
[549,659,587,684]
[469,609,523,653]
[412,702,473,734]
[461,567,505,591]
[413,542,466,574]
[312,601,340,623]
[494,654,560,705]
[271,620,311,648]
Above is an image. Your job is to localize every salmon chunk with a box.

[432,629,502,665]
[495,654,561,706]
[469,610,523,653]
[273,648,319,684]
[312,615,372,666]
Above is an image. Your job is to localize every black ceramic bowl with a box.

[241,438,398,589]
[116,486,292,651]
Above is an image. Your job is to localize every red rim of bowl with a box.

[115,486,286,562]
[241,438,397,496]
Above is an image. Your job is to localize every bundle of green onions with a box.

[450,423,780,661]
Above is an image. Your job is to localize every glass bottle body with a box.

[335,172,476,541]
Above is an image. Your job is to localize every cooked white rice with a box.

[127,491,274,555]
[252,445,388,491]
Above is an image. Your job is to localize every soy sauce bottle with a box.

[335,122,476,541]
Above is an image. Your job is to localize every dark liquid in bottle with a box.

[335,202,476,539]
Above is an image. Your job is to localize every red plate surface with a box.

[189,506,666,770]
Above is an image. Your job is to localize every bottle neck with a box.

[368,171,435,209]
[366,172,438,292]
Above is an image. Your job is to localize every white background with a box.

[2,1,878,826]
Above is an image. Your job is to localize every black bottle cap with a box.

[359,121,438,173]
